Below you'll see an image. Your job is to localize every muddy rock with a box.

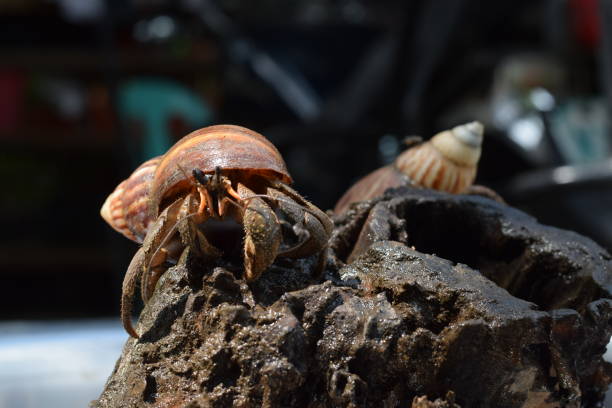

[93,187,612,408]
[411,392,460,408]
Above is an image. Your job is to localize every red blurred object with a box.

[569,0,601,50]
[0,70,26,134]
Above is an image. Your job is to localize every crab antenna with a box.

[176,163,191,181]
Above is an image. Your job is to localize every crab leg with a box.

[121,197,183,338]
[266,182,332,276]
[141,266,163,304]
[121,248,146,338]
[237,183,282,280]
[266,188,327,258]
[176,193,222,259]
[142,193,222,303]
[141,238,183,303]
[269,181,333,236]
[139,198,185,303]
[464,185,505,203]
[217,178,242,218]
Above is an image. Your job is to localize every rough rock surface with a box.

[411,392,460,408]
[93,187,612,408]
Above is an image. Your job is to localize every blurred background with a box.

[2,0,612,406]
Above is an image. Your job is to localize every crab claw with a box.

[267,188,328,259]
[238,183,281,281]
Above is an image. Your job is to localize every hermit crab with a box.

[334,121,502,214]
[101,124,333,338]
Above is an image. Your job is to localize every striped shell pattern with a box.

[100,156,160,243]
[148,124,291,218]
[334,121,484,214]
[101,124,293,243]
[395,121,482,193]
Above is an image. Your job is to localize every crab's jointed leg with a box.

[143,192,223,303]
[121,197,184,338]
[267,182,332,275]
[269,181,333,236]
[464,184,505,204]
[176,193,222,259]
[267,187,331,276]
[121,247,146,339]
[141,238,183,303]
[139,197,186,303]
[267,188,328,259]
[237,183,282,281]
[217,178,242,217]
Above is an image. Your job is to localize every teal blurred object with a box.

[118,78,212,161]
[549,98,610,164]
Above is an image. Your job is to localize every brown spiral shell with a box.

[334,122,483,214]
[100,156,160,243]
[149,124,292,217]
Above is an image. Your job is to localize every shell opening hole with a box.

[199,219,243,258]
[390,197,600,311]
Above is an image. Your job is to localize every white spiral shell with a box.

[394,121,483,194]
[334,121,484,214]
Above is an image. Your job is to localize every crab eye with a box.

[192,168,210,185]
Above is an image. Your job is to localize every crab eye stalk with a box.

[192,168,210,185]
[213,166,223,183]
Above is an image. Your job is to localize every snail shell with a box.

[101,125,293,241]
[100,156,160,243]
[334,121,483,214]
[149,124,292,217]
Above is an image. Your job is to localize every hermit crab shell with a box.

[334,121,484,214]
[100,156,160,243]
[149,124,292,217]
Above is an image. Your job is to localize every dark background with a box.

[2,0,612,321]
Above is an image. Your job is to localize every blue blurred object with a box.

[0,320,126,408]
[550,98,610,164]
[118,78,212,161]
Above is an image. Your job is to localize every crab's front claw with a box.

[268,188,328,259]
[270,181,333,236]
[238,183,281,281]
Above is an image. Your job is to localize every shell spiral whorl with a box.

[394,121,483,194]
[100,156,160,243]
[333,121,484,214]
